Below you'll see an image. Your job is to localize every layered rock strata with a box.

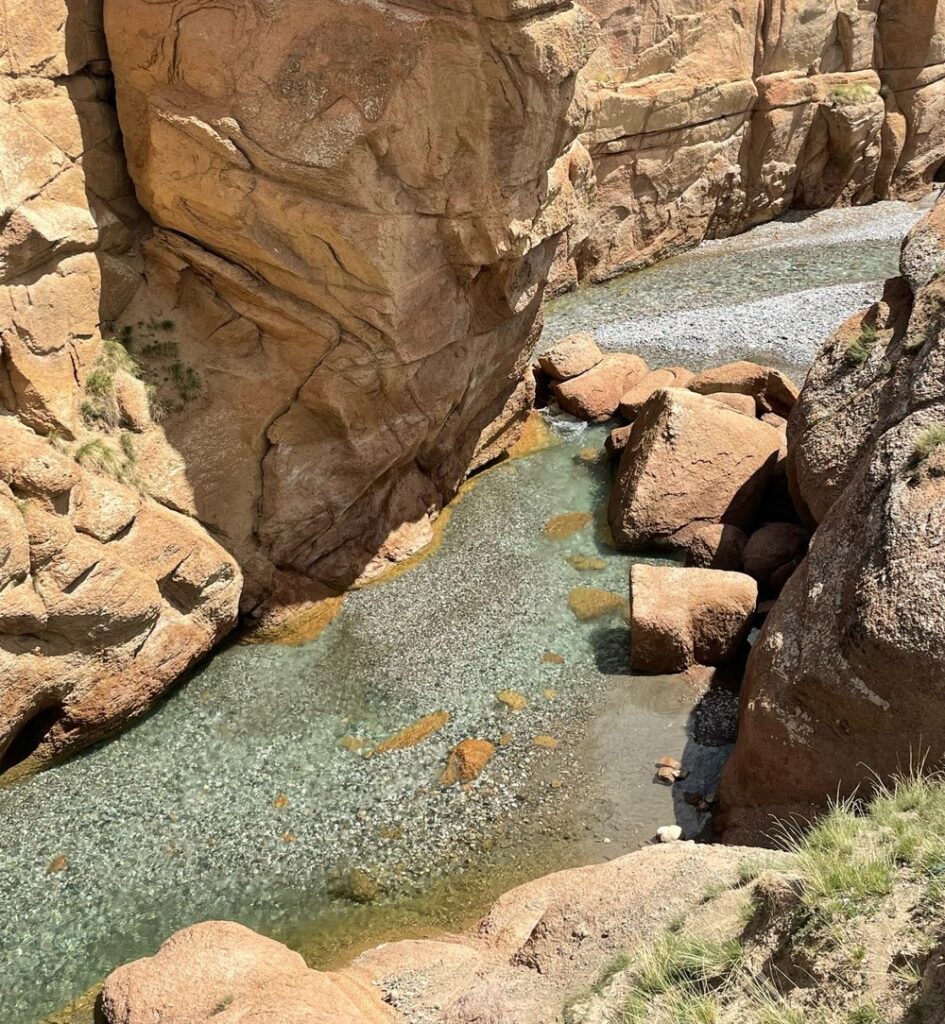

[720,200,945,843]
[554,0,945,289]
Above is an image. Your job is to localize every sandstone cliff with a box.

[555,0,945,288]
[720,199,945,843]
[2,1,944,767]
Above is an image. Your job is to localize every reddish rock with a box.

[684,524,748,572]
[537,332,604,382]
[441,739,496,786]
[607,424,634,459]
[608,389,782,551]
[742,523,810,595]
[688,362,800,418]
[708,392,757,418]
[618,367,693,420]
[553,354,649,422]
[630,564,757,674]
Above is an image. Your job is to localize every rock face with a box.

[554,0,945,289]
[720,200,945,843]
[609,389,783,551]
[101,843,750,1024]
[102,0,596,596]
[0,417,241,775]
[630,564,757,674]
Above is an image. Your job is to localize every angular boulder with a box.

[630,564,757,674]
[609,389,782,551]
[537,332,603,382]
[688,362,800,418]
[618,367,693,420]
[553,353,648,422]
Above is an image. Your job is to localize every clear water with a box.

[1,426,727,1024]
[2,202,921,1023]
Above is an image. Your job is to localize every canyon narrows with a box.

[3,0,945,1022]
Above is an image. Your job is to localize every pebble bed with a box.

[0,426,724,1024]
[544,199,929,375]
[1,198,927,1024]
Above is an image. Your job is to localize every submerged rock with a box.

[567,587,628,622]
[374,712,450,755]
[542,512,593,540]
[608,389,782,552]
[565,554,607,572]
[630,565,757,674]
[441,740,496,786]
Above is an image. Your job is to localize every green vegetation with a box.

[210,994,234,1016]
[844,324,878,367]
[170,360,202,401]
[563,772,945,1024]
[914,425,945,463]
[80,338,142,429]
[828,83,878,106]
[74,435,141,488]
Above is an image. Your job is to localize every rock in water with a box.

[441,740,496,786]
[618,367,694,421]
[721,200,945,843]
[630,565,757,674]
[687,362,800,418]
[608,389,782,552]
[552,354,649,422]
[537,333,604,382]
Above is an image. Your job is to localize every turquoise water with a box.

[1,426,723,1024]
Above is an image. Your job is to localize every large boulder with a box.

[0,418,241,777]
[552,353,649,422]
[101,844,750,1024]
[618,367,693,420]
[685,524,748,573]
[609,389,783,551]
[688,362,800,419]
[630,564,757,674]
[537,332,603,382]
[720,201,945,843]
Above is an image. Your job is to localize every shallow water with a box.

[1,425,728,1024]
[3,202,921,1023]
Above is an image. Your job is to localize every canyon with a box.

[3,1,945,1021]
[3,0,945,765]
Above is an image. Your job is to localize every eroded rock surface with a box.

[0,416,240,775]
[721,200,945,842]
[101,843,750,1024]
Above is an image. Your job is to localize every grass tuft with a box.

[914,425,945,463]
[844,324,878,367]
[828,83,879,106]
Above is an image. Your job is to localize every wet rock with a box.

[685,524,748,573]
[543,512,592,541]
[609,389,782,552]
[441,740,496,786]
[47,855,68,874]
[688,361,800,418]
[566,554,607,572]
[567,587,628,622]
[630,565,757,674]
[496,690,528,712]
[607,424,634,459]
[332,868,381,904]
[552,354,649,423]
[742,523,810,595]
[374,711,450,755]
[541,652,566,665]
[537,332,603,382]
[618,367,693,420]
